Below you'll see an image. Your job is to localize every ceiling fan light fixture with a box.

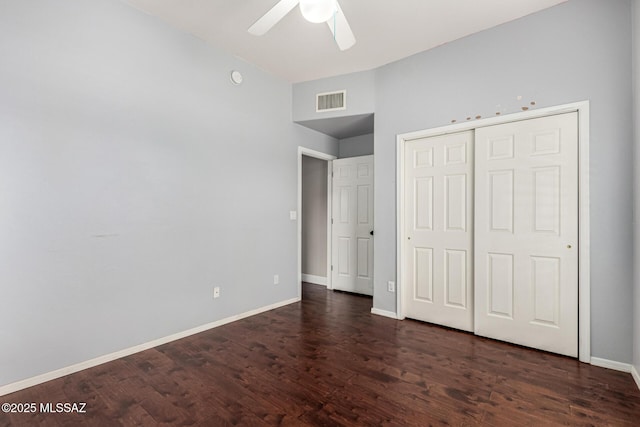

[299,0,337,23]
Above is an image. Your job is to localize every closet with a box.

[402,112,579,357]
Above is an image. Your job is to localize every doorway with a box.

[297,148,336,299]
[301,155,330,286]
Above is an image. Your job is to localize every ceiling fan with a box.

[248,0,356,51]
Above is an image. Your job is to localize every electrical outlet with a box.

[387,281,395,293]
[273,274,279,285]
[213,286,220,299]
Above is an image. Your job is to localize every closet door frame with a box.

[396,101,590,363]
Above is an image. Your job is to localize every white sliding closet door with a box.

[332,155,374,295]
[474,113,578,357]
[403,131,474,332]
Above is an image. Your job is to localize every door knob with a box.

[567,244,572,249]
[370,230,374,236]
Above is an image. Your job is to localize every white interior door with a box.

[474,112,578,357]
[331,155,374,295]
[403,131,474,332]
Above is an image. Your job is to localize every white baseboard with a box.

[632,365,640,390]
[371,307,399,319]
[301,274,327,286]
[590,357,632,373]
[0,297,300,397]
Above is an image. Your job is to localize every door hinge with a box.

[331,265,333,271]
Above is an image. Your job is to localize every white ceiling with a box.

[122,0,567,83]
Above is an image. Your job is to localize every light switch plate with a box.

[289,211,297,220]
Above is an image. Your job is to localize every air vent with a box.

[316,90,346,112]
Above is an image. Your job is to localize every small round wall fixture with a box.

[230,70,243,85]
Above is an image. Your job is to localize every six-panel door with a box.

[474,112,578,357]
[403,131,474,332]
[332,155,374,295]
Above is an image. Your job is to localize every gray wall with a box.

[0,0,337,387]
[293,70,375,122]
[339,133,374,158]
[633,0,640,376]
[373,0,634,363]
[302,156,328,278]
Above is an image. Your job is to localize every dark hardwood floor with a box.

[2,283,639,426]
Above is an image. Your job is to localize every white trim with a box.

[396,129,406,321]
[577,101,591,363]
[297,147,337,299]
[0,297,300,397]
[590,357,632,373]
[577,103,591,363]
[302,274,327,286]
[396,101,591,362]
[371,308,399,319]
[326,160,334,289]
[632,365,640,390]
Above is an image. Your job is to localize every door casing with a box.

[396,101,591,363]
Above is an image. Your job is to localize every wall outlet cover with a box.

[387,281,395,292]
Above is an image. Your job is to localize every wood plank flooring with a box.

[2,283,639,426]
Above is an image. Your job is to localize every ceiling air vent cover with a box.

[316,90,346,112]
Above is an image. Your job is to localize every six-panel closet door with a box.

[403,131,474,332]
[402,112,579,357]
[474,113,578,357]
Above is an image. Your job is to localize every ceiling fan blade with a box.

[248,0,300,36]
[326,1,355,51]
